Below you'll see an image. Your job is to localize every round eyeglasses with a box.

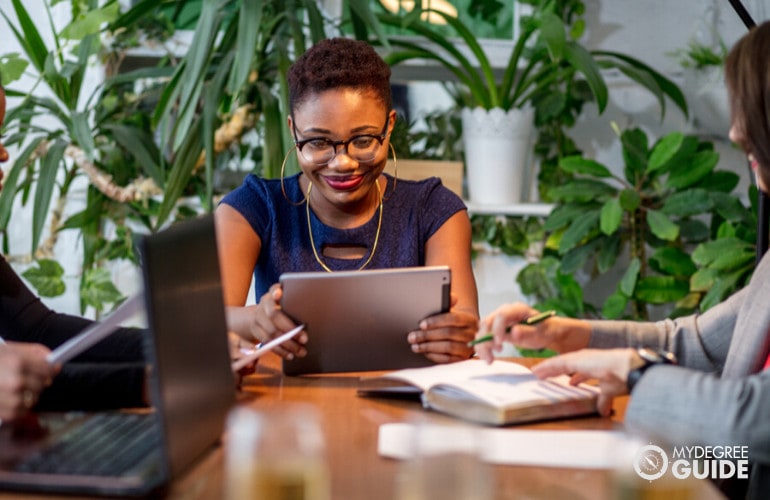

[293,117,389,165]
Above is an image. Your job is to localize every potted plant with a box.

[518,127,755,321]
[376,0,687,206]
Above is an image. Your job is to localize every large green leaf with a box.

[103,123,164,185]
[600,198,622,235]
[32,140,67,253]
[647,132,683,173]
[660,188,713,217]
[60,3,119,40]
[649,247,696,277]
[559,155,612,177]
[548,179,616,202]
[0,137,45,231]
[620,128,648,184]
[21,259,65,297]
[692,237,753,266]
[665,150,719,189]
[593,50,688,118]
[602,291,628,319]
[226,0,262,95]
[619,257,641,296]
[597,233,621,273]
[646,209,679,241]
[558,211,600,254]
[635,276,689,304]
[543,203,584,232]
[5,0,49,73]
[563,41,607,112]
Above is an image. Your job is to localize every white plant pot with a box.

[462,107,535,205]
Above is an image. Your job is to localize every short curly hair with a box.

[287,38,392,114]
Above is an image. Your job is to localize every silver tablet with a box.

[280,266,451,375]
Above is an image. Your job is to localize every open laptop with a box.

[280,266,451,375]
[0,215,236,497]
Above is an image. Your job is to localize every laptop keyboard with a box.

[14,413,162,476]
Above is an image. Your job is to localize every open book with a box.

[358,359,600,426]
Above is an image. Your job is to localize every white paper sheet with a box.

[47,294,144,365]
[378,423,642,469]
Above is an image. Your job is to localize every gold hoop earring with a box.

[382,143,398,201]
[280,145,308,206]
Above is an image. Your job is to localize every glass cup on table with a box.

[224,404,330,500]
[394,418,492,500]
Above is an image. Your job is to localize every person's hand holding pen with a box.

[472,303,593,363]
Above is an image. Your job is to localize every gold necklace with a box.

[305,180,383,272]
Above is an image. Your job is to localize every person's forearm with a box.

[36,363,147,411]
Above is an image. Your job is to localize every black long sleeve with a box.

[0,256,147,410]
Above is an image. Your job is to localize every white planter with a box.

[462,107,535,205]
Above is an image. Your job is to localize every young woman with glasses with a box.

[216,38,479,364]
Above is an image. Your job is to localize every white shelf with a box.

[465,202,554,217]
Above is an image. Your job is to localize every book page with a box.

[431,373,599,409]
[368,359,534,392]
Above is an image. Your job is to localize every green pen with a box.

[468,309,557,347]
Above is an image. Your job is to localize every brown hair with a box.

[725,20,770,186]
[287,38,392,114]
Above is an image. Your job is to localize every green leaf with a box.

[539,11,566,61]
[226,0,262,94]
[60,3,119,40]
[0,53,29,84]
[558,211,600,254]
[660,188,713,217]
[602,291,628,319]
[647,132,684,173]
[692,237,753,266]
[548,179,616,202]
[600,198,622,235]
[665,150,719,189]
[695,170,740,193]
[679,219,710,243]
[32,140,67,253]
[543,203,584,232]
[699,267,751,311]
[619,257,641,296]
[649,247,696,277]
[5,0,49,73]
[559,155,612,177]
[710,192,752,224]
[619,189,641,211]
[563,42,608,112]
[620,128,648,184]
[690,268,717,292]
[21,259,65,297]
[597,233,621,273]
[80,267,123,312]
[635,276,689,304]
[71,111,95,159]
[646,209,679,241]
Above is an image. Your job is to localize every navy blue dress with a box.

[220,173,467,299]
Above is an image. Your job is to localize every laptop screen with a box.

[140,214,237,479]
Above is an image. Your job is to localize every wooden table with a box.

[1,356,723,499]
